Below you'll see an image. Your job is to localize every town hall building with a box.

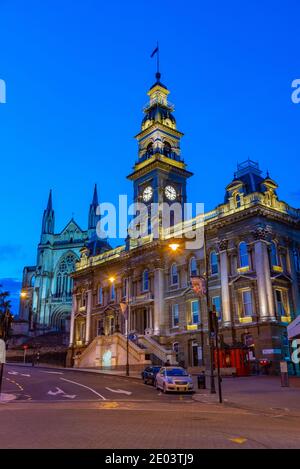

[67,72,300,373]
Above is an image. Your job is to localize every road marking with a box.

[20,373,31,377]
[105,387,132,396]
[100,401,119,409]
[60,377,106,400]
[8,371,18,376]
[48,387,65,396]
[229,437,247,444]
[40,371,64,375]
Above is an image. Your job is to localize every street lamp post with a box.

[126,277,130,377]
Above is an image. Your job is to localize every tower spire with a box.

[41,189,55,235]
[88,184,100,233]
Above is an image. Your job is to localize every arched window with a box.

[30,276,35,287]
[210,251,218,274]
[55,253,77,297]
[163,141,172,157]
[270,241,279,266]
[239,242,249,268]
[171,263,178,285]
[143,269,149,291]
[189,257,198,277]
[235,193,241,208]
[146,142,153,157]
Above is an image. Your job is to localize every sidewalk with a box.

[192,375,300,415]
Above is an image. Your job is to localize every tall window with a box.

[241,290,253,317]
[163,141,172,157]
[270,241,279,266]
[189,257,198,277]
[239,242,249,268]
[172,304,179,327]
[275,290,286,316]
[212,296,222,320]
[210,251,218,274]
[142,269,149,291]
[110,284,115,301]
[294,249,300,272]
[55,253,77,297]
[191,299,200,324]
[235,193,241,208]
[171,263,179,285]
[281,250,288,272]
[98,287,103,305]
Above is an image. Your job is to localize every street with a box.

[1,364,300,449]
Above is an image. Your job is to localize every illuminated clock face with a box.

[165,185,177,201]
[142,186,153,202]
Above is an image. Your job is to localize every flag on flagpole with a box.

[150,45,159,58]
[191,276,207,297]
[120,302,128,320]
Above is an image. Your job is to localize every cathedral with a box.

[67,72,300,374]
[19,185,111,335]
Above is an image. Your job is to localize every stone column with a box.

[253,225,275,320]
[218,239,231,326]
[69,293,77,346]
[289,244,300,317]
[85,290,92,344]
[153,261,165,335]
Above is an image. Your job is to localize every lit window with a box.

[235,193,241,208]
[189,257,198,277]
[143,270,149,291]
[242,290,253,317]
[270,241,279,266]
[172,304,179,327]
[210,251,218,274]
[171,263,178,285]
[191,300,200,324]
[239,242,249,268]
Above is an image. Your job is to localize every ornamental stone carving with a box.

[218,239,228,252]
[252,224,272,241]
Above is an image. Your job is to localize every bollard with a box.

[197,372,206,389]
[280,361,289,387]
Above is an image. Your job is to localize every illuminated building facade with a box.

[19,186,110,334]
[69,75,300,372]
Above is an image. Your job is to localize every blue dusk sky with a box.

[0,0,299,314]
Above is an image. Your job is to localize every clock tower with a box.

[127,72,193,235]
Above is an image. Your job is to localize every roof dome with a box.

[142,104,176,129]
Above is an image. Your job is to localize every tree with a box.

[0,285,13,341]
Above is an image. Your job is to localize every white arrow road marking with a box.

[8,371,19,375]
[40,371,64,375]
[48,387,65,396]
[20,373,31,377]
[62,393,76,399]
[60,377,106,400]
[105,387,132,395]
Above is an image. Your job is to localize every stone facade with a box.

[68,75,300,372]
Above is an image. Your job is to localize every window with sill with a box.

[210,251,218,274]
[171,263,179,285]
[189,256,198,277]
[172,304,179,327]
[212,296,222,321]
[241,290,253,317]
[270,241,279,267]
[98,287,103,305]
[275,289,288,317]
[142,269,149,292]
[110,284,115,301]
[191,299,200,324]
[239,242,249,268]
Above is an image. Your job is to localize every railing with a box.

[143,100,175,113]
[130,292,154,305]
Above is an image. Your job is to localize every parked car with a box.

[155,367,194,393]
[141,366,161,385]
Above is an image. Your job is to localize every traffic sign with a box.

[0,339,6,364]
